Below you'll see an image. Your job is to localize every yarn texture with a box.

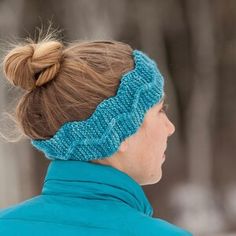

[31,50,164,161]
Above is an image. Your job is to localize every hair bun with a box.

[3,40,63,91]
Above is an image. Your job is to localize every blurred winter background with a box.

[0,0,236,235]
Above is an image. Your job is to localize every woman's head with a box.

[1,29,175,186]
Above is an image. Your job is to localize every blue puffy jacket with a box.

[0,160,192,235]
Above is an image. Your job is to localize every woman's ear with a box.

[119,138,129,153]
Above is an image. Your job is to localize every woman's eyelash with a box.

[160,103,169,113]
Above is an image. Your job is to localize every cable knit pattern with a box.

[31,50,164,161]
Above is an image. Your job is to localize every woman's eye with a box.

[160,103,169,113]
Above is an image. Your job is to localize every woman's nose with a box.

[166,117,175,136]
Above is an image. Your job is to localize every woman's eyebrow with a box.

[156,94,166,110]
[156,100,164,111]
[160,94,166,104]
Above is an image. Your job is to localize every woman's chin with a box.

[156,171,163,182]
[143,171,162,185]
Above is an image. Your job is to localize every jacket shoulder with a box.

[127,210,193,236]
[147,217,192,236]
[0,195,41,218]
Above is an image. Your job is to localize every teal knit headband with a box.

[31,50,164,161]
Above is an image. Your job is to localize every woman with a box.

[0,30,192,235]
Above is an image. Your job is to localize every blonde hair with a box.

[0,27,134,142]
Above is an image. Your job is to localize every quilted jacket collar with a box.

[42,160,153,216]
